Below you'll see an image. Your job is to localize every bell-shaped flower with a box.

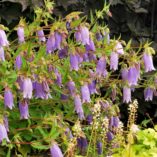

[128,66,139,86]
[70,53,79,71]
[54,69,62,87]
[123,86,131,103]
[4,88,14,110]
[96,32,103,41]
[74,94,85,120]
[77,137,88,153]
[115,41,124,54]
[0,47,5,61]
[75,30,82,43]
[46,33,56,54]
[144,87,154,101]
[17,26,25,43]
[67,80,76,97]
[0,29,9,47]
[55,31,62,50]
[121,67,128,81]
[88,80,97,95]
[85,39,95,51]
[23,78,33,99]
[15,55,22,70]
[107,131,114,141]
[0,123,9,143]
[37,29,46,42]
[80,26,90,45]
[50,142,63,157]
[110,52,119,71]
[97,142,102,155]
[3,116,9,132]
[96,56,106,76]
[58,47,68,59]
[81,82,91,103]
[19,99,29,119]
[143,52,155,72]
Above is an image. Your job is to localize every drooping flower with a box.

[75,30,82,43]
[3,116,9,132]
[96,32,103,41]
[113,116,119,127]
[110,52,119,71]
[67,80,76,97]
[96,56,106,76]
[70,53,79,71]
[17,26,25,43]
[54,69,62,87]
[107,131,114,141]
[46,33,56,54]
[80,26,90,45]
[144,87,154,101]
[77,137,88,154]
[115,41,124,54]
[34,81,51,99]
[55,31,62,50]
[60,93,69,101]
[121,67,128,81]
[0,29,9,47]
[74,94,84,120]
[123,86,131,103]
[50,142,63,157]
[0,123,9,143]
[4,88,14,110]
[88,80,97,95]
[128,66,139,86]
[37,29,46,42]
[85,39,95,51]
[86,115,93,125]
[19,99,29,119]
[143,52,155,72]
[23,78,33,99]
[81,82,91,103]
[97,141,102,155]
[58,47,68,59]
[0,47,5,61]
[15,55,22,70]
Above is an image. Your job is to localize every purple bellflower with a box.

[110,51,119,71]
[97,141,102,155]
[55,31,62,50]
[15,55,22,70]
[96,56,106,76]
[85,39,95,51]
[0,47,5,61]
[77,137,88,154]
[123,86,131,103]
[74,94,85,120]
[88,80,97,95]
[70,53,79,71]
[144,87,154,101]
[0,123,9,143]
[58,47,68,59]
[50,142,63,157]
[143,52,155,72]
[17,26,25,43]
[107,131,114,141]
[3,116,9,132]
[37,29,46,42]
[0,29,9,47]
[128,66,139,86]
[81,82,91,103]
[80,26,90,45]
[46,33,56,54]
[23,78,33,99]
[54,69,62,87]
[115,42,124,54]
[67,80,76,97]
[19,100,29,119]
[4,88,14,110]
